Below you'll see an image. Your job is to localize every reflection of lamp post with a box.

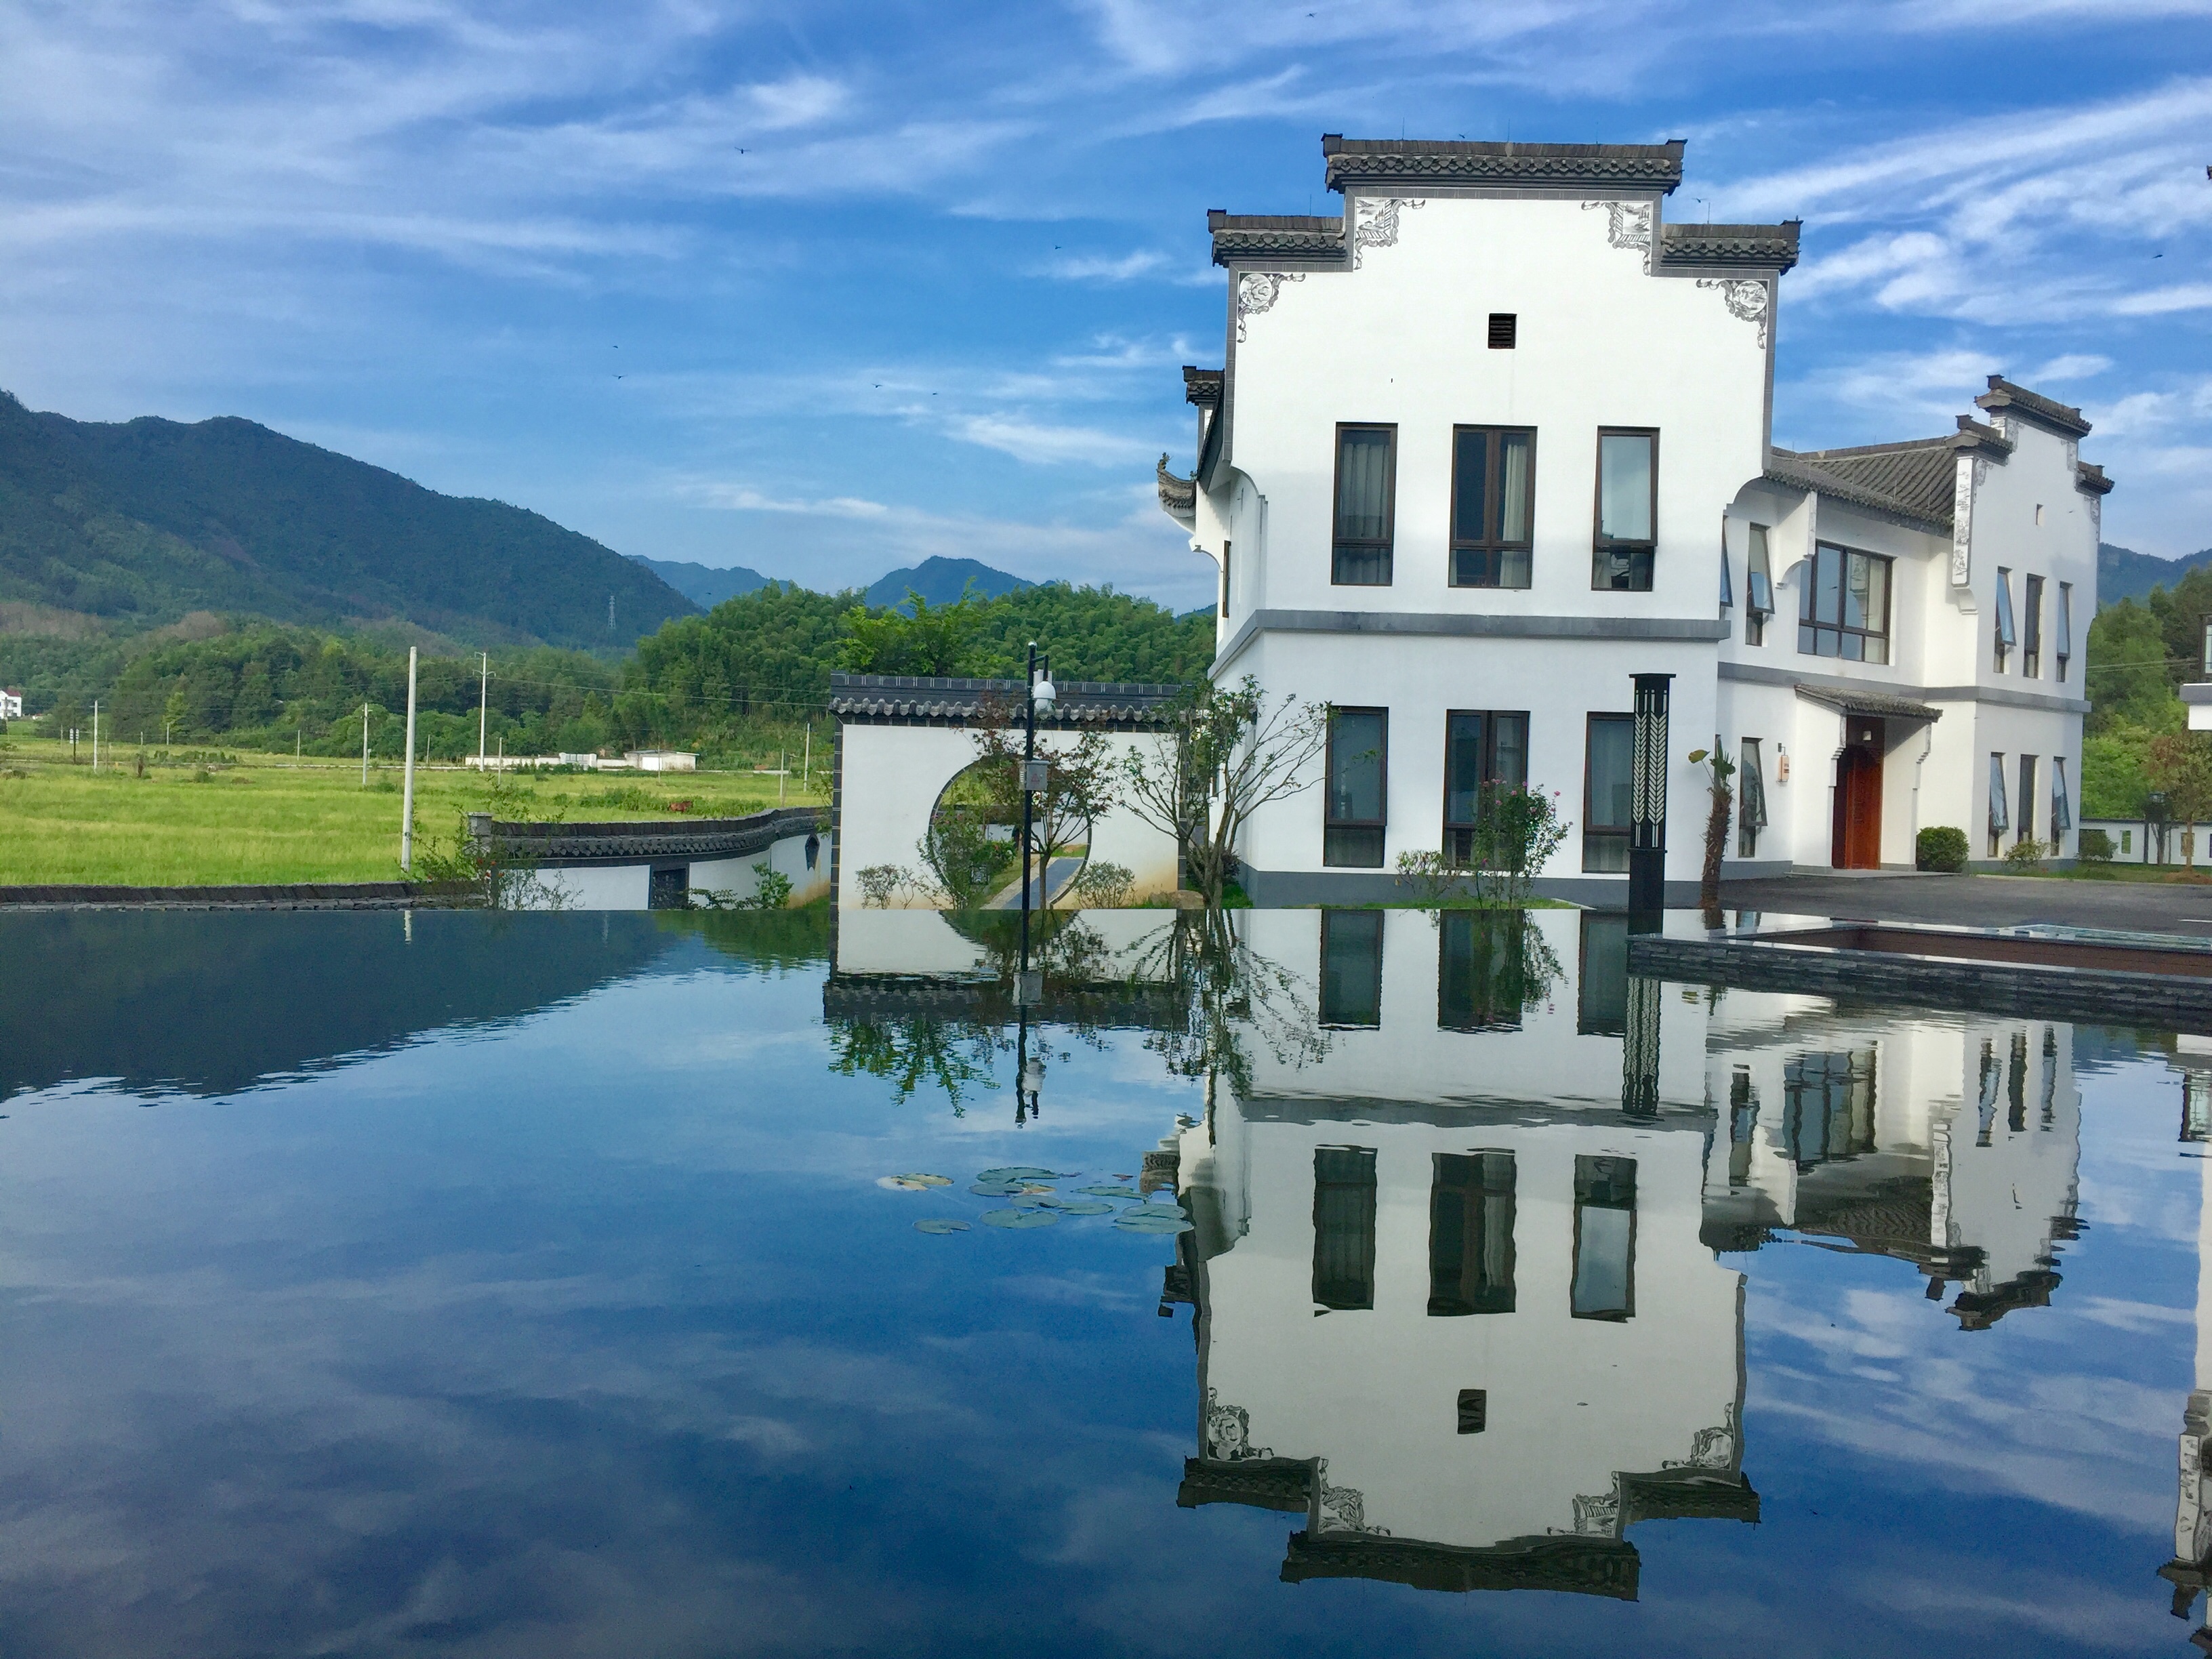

[1014,1011,1046,1126]
[1016,640,1057,1007]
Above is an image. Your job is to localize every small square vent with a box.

[1488,313,1517,350]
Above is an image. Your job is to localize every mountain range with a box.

[632,553,1033,613]
[2097,542,2212,607]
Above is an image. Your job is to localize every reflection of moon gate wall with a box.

[828,673,1185,909]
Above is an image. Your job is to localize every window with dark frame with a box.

[1450,428,1536,588]
[1438,910,1530,1033]
[1319,909,1385,1027]
[1738,737,1769,857]
[1745,524,1775,646]
[1442,710,1530,867]
[1797,541,1893,664]
[2023,573,2045,677]
[1582,714,1634,873]
[2056,582,2073,682]
[1570,1155,1636,1322]
[1429,1151,1515,1316]
[1219,539,1231,619]
[1456,1389,1488,1434]
[1325,708,1388,867]
[1312,1145,1378,1311]
[1332,424,1396,586]
[1782,1051,1878,1168]
[1487,313,1517,350]
[2018,754,2039,847]
[1593,429,1657,591]
[1994,567,2017,672]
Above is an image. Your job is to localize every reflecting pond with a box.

[2,905,2207,1656]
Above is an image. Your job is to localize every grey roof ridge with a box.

[1761,450,1950,534]
[1781,435,1952,461]
[1977,375,2091,438]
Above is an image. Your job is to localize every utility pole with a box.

[478,651,489,768]
[778,750,786,806]
[90,701,99,771]
[401,647,419,873]
[361,701,371,786]
[802,722,811,794]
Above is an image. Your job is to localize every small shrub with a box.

[857,864,903,907]
[1916,825,1968,872]
[1394,850,1474,907]
[2078,827,2115,864]
[1070,861,1134,908]
[2004,838,2047,872]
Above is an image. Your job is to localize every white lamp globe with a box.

[1032,676,1057,714]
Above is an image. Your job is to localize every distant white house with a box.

[1160,134,2106,897]
[0,688,22,722]
[627,750,697,773]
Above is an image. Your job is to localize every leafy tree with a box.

[2148,732,2212,863]
[838,589,996,676]
[2085,598,2182,735]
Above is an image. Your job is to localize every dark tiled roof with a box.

[474,806,823,863]
[1158,453,1196,520]
[1951,414,2016,453]
[1183,365,1223,408]
[1977,375,2091,437]
[1778,437,1957,527]
[1658,220,1801,272]
[1320,134,1684,194]
[1284,1530,1641,1599]
[2076,461,2114,496]
[827,672,1185,728]
[1764,446,1954,533]
[1206,210,1345,266]
[1795,684,1943,723]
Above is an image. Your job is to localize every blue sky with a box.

[1,1,2207,610]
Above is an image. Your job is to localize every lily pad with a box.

[1051,1200,1115,1216]
[878,1174,951,1191]
[979,1208,1059,1229]
[977,1166,1059,1182]
[1016,1183,1059,1195]
[914,1218,970,1234]
[1076,1185,1139,1199]
[970,1181,1026,1195]
[1115,1213,1194,1235]
[1123,1204,1188,1221]
[901,1172,953,1187]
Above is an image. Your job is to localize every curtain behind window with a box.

[1499,433,1532,541]
[1335,429,1392,542]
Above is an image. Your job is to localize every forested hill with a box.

[0,391,695,649]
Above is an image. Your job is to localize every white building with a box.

[0,687,21,722]
[1161,135,2108,898]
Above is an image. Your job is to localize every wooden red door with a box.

[1830,731,1885,869]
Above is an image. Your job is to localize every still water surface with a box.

[1,906,2206,1656]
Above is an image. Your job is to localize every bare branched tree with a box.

[1120,676,1327,903]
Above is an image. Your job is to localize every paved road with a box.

[1717,872,2212,939]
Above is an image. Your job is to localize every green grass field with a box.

[0,737,829,886]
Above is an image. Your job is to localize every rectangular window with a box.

[1442,710,1530,866]
[1582,713,1635,872]
[1988,753,2009,858]
[1429,1151,1516,1316]
[1571,1155,1637,1322]
[1450,427,1536,588]
[1325,708,1388,867]
[1738,738,1769,857]
[1727,1067,1759,1189]
[1797,542,1891,664]
[1745,524,1774,646]
[2018,754,2039,846]
[1319,909,1385,1027]
[1219,539,1231,619]
[1593,429,1657,591]
[1782,1051,1877,1168]
[1994,568,2016,671]
[1313,1146,1377,1311]
[1438,910,1529,1032]
[1576,911,1629,1036]
[2023,574,2045,678]
[1457,1389,1488,1434]
[2056,582,2072,682]
[1332,424,1395,586]
[1487,312,1517,350]
[2052,758,2072,839]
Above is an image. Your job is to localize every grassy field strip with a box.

[0,739,828,886]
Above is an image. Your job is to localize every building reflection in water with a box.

[2163,1038,2212,1643]
[1155,908,2087,1599]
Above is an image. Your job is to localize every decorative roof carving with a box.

[1582,200,1652,253]
[1233,270,1305,341]
[1351,196,1424,265]
[1977,375,2091,437]
[1158,453,1196,523]
[1659,221,1801,272]
[1182,366,1223,409]
[1208,210,1346,268]
[1320,134,1684,195]
[1696,276,1771,346]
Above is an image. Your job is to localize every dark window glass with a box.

[1450,427,1536,588]
[1782,1051,1877,1168]
[1487,312,1517,349]
[1745,523,1774,646]
[1313,1146,1377,1310]
[2056,582,2072,681]
[1737,738,1768,857]
[2023,574,2044,677]
[1727,1066,1759,1187]
[1442,710,1529,865]
[1430,1151,1516,1316]
[2018,754,2038,846]
[1576,911,1629,1036]
[1332,425,1395,585]
[1593,430,1656,591]
[1319,909,1385,1027]
[1438,910,1528,1032]
[1219,539,1231,619]
[1571,1155,1637,1321]
[1457,1389,1488,1433]
[1993,567,2017,670]
[1797,542,1891,664]
[648,866,690,909]
[1582,714,1634,872]
[1325,708,1387,867]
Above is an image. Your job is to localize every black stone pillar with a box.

[1629,673,1674,918]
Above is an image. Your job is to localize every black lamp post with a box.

[1629,672,1675,920]
[1015,640,1057,1008]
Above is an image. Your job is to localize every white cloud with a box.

[2030,352,2112,382]
[1031,249,1172,282]
[2113,283,2212,316]
[948,413,1155,466]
